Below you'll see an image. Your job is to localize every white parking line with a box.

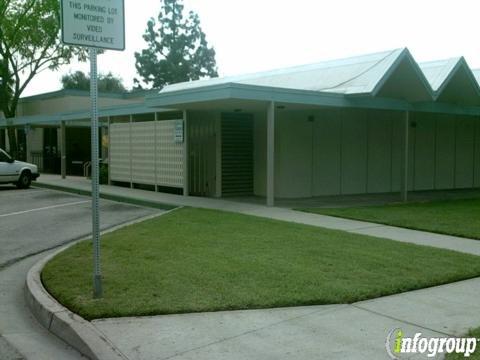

[0,200,90,218]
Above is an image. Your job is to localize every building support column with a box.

[0,129,5,149]
[215,115,222,198]
[401,111,410,202]
[154,112,158,192]
[107,116,111,185]
[183,110,189,196]
[25,126,30,163]
[60,121,67,179]
[267,101,275,207]
[129,114,133,189]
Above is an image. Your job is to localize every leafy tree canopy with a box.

[61,71,127,93]
[134,0,218,89]
[0,0,86,155]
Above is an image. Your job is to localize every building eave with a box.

[145,82,480,116]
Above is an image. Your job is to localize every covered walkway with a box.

[146,48,480,206]
[3,48,480,207]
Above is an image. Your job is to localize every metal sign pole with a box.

[61,0,125,300]
[90,47,102,298]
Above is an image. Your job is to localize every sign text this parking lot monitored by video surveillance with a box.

[61,0,125,51]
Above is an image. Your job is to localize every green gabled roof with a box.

[159,48,435,102]
[420,58,480,105]
[420,58,462,92]
[19,88,159,103]
[154,48,480,105]
[4,48,480,128]
[160,48,410,95]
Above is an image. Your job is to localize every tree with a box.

[0,0,86,157]
[134,0,218,89]
[0,57,13,149]
[61,70,90,91]
[61,71,127,93]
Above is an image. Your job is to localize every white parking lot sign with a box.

[61,0,125,51]
[61,0,125,298]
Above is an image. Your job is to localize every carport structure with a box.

[146,48,480,206]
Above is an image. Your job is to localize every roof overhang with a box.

[0,103,171,128]
[146,82,480,116]
[147,83,352,110]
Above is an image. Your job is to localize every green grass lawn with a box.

[42,207,480,320]
[299,198,480,240]
[446,327,480,359]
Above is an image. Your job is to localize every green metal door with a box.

[221,113,254,196]
[188,116,216,196]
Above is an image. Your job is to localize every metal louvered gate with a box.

[188,117,216,196]
[221,113,254,196]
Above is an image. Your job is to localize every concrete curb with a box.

[24,209,179,360]
[25,250,128,360]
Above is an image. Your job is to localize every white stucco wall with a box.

[475,120,480,187]
[253,112,267,197]
[253,108,480,199]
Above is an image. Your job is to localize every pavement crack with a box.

[158,305,348,360]
[351,304,454,337]
[0,234,91,271]
[0,212,165,271]
[346,225,386,232]
[90,325,131,360]
[47,313,54,330]
[0,334,26,360]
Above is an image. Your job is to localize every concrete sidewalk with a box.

[37,174,480,256]
[1,253,85,360]
[92,277,480,360]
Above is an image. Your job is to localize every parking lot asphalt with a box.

[0,185,162,359]
[0,186,158,268]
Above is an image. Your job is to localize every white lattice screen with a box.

[131,122,155,185]
[156,120,184,187]
[110,120,184,188]
[109,123,131,182]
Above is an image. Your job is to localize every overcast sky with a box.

[24,0,480,96]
